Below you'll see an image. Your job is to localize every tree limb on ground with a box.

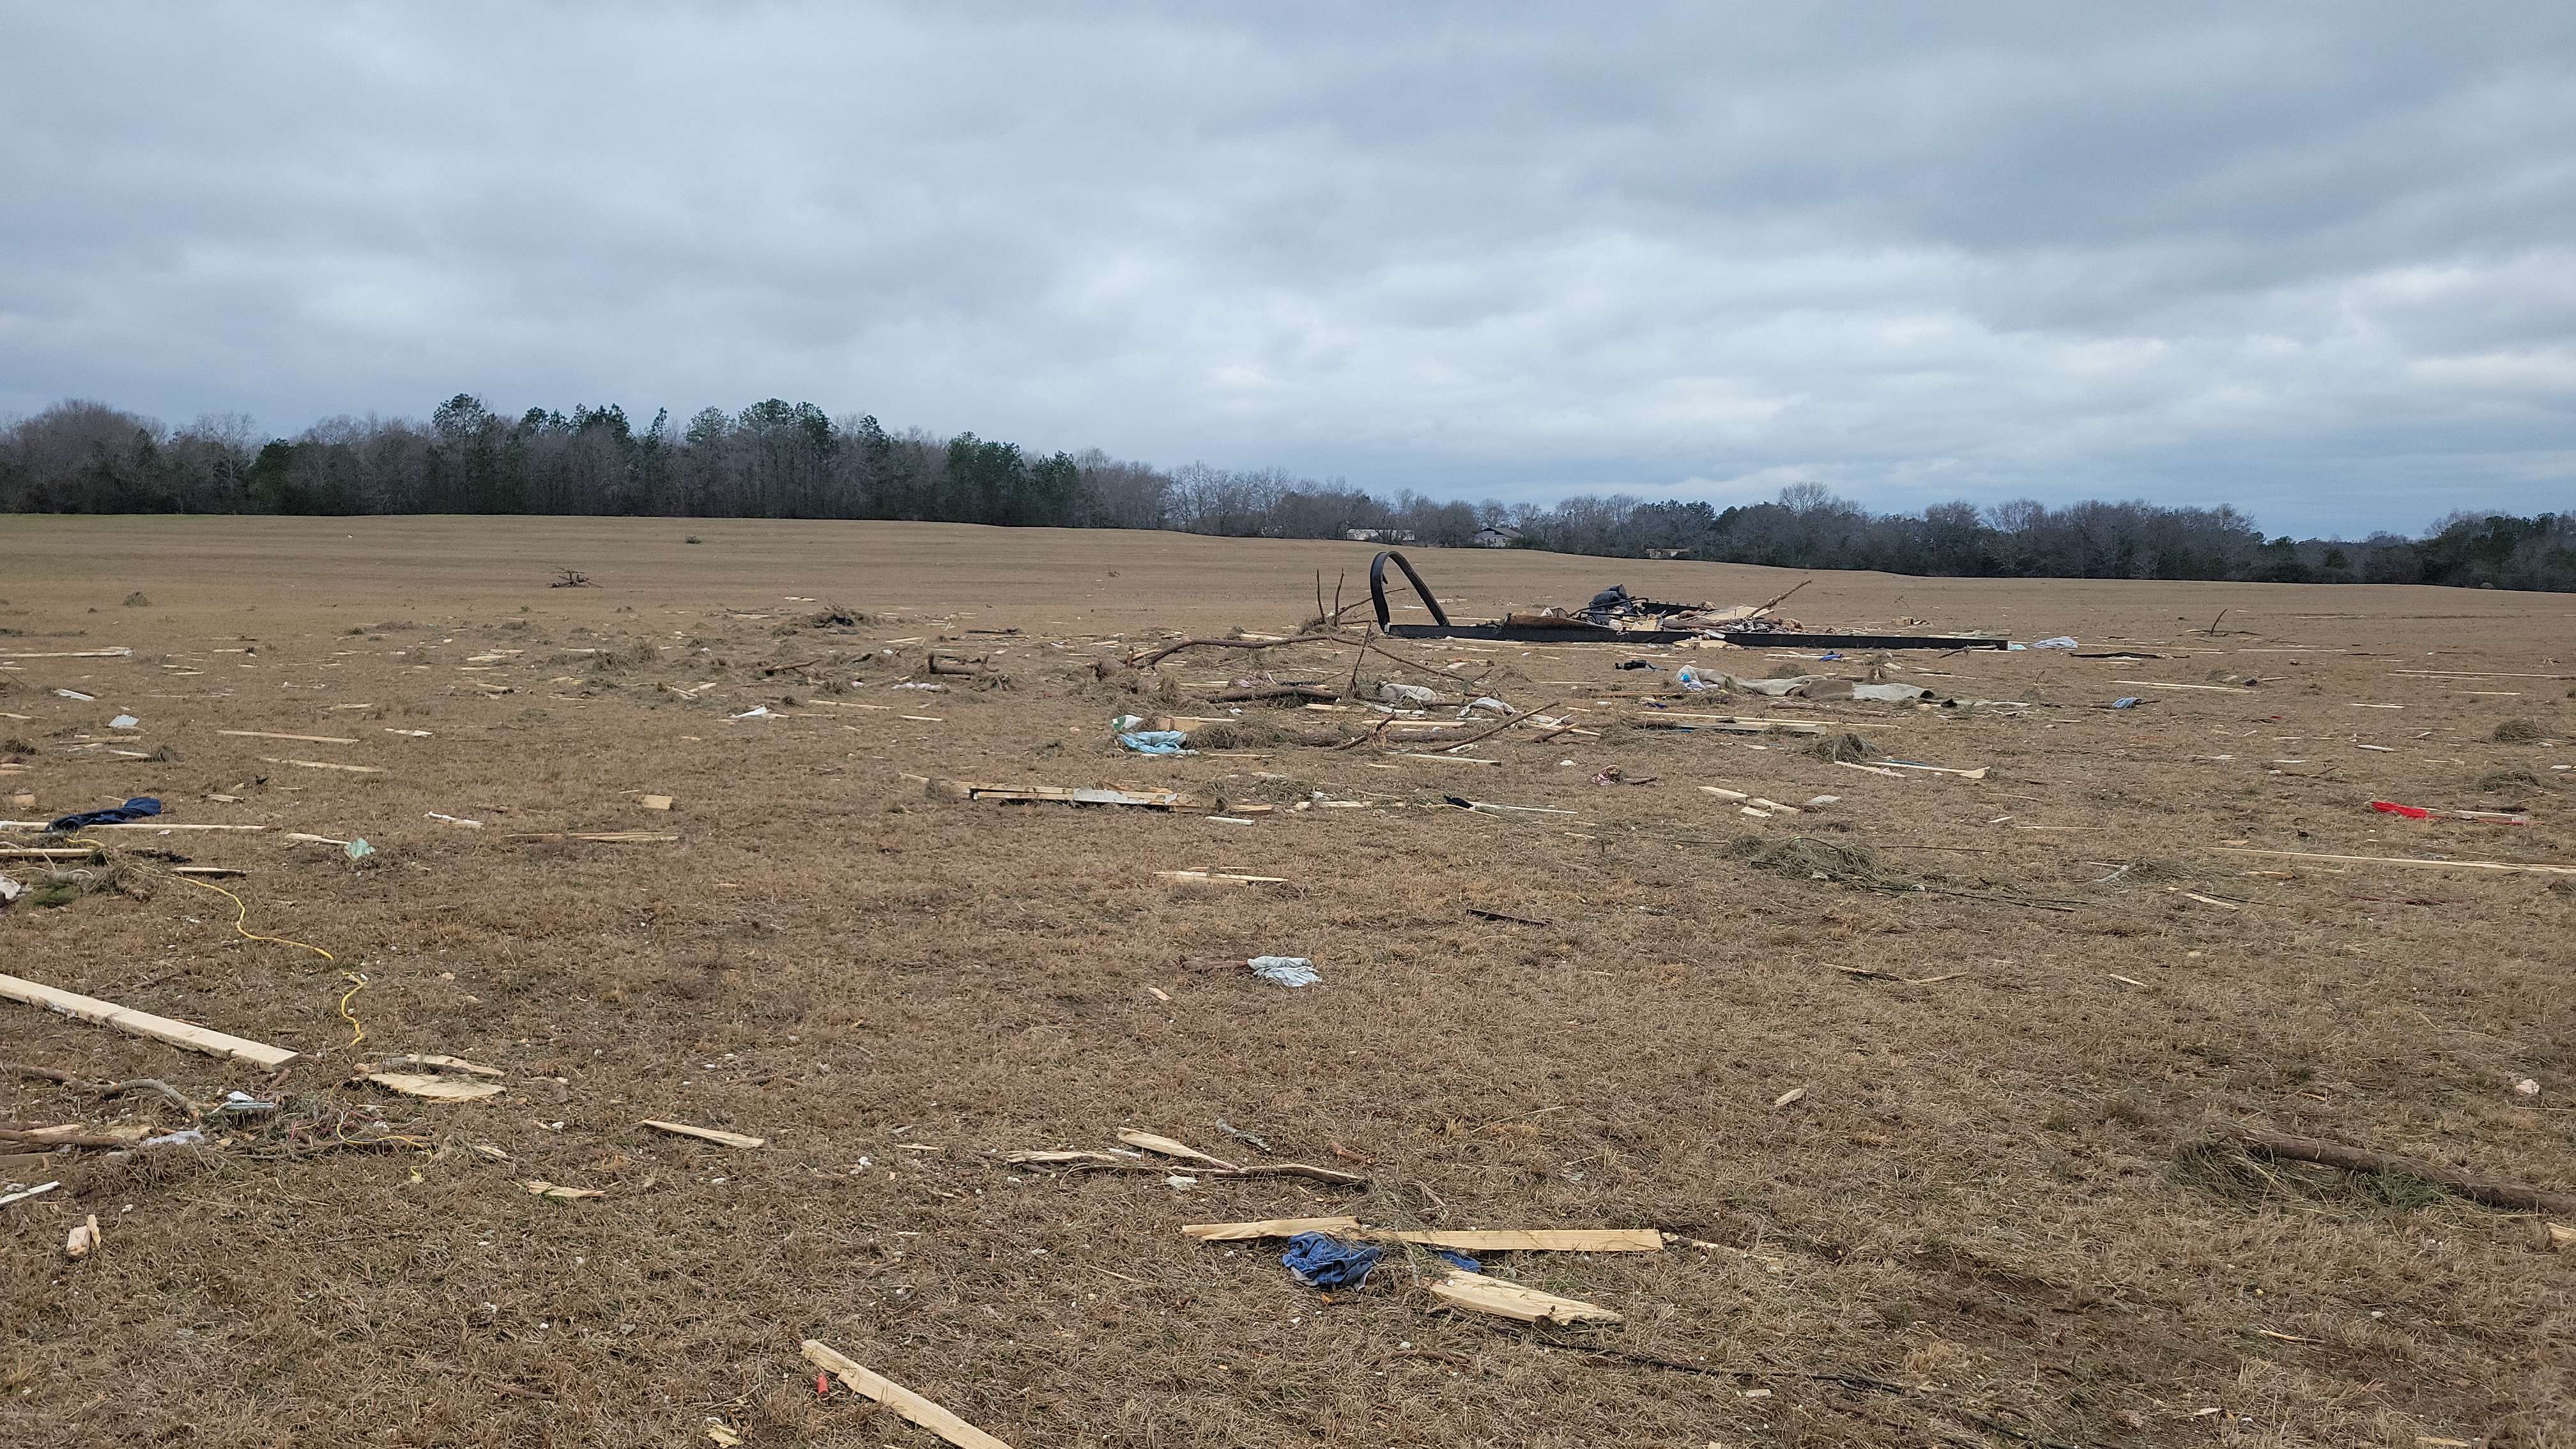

[2219,1123,2576,1215]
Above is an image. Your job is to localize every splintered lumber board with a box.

[801,1341,1013,1449]
[1181,1218,1663,1252]
[2219,847,2576,876]
[640,1119,765,1149]
[0,972,298,1068]
[928,778,1202,809]
[1429,1269,1623,1324]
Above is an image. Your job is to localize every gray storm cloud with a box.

[3,1,2570,533]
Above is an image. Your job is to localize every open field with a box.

[3,515,2573,1448]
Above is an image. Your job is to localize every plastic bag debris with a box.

[141,1128,207,1148]
[1377,682,1439,706]
[1462,696,1511,716]
[1117,730,1193,755]
[108,715,140,730]
[342,839,375,861]
[2028,636,2078,649]
[1248,956,1321,988]
[730,705,774,719]
[2110,696,2145,709]
[1675,664,1717,692]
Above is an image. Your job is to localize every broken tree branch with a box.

[1126,633,1344,669]
[2218,1124,2576,1215]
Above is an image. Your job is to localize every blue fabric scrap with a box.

[2110,696,2145,710]
[47,797,161,832]
[1281,1232,1478,1288]
[1116,730,1193,755]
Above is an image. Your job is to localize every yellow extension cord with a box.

[167,868,365,1048]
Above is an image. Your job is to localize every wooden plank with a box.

[1115,1129,1239,1169]
[1428,1269,1622,1324]
[261,756,385,774]
[0,972,298,1069]
[930,778,1202,809]
[362,1071,505,1101]
[640,1119,765,1149]
[524,1180,604,1200]
[800,1340,1014,1449]
[1176,1220,1661,1252]
[0,648,132,659]
[503,831,680,843]
[1182,1216,1363,1241]
[1388,1228,1664,1253]
[1,822,267,832]
[2218,847,2576,877]
[218,730,359,744]
[1154,870,1288,886]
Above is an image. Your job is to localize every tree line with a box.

[3,395,2570,591]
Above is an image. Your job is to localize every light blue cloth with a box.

[1249,956,1320,987]
[1117,730,1193,755]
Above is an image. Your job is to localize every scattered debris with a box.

[1248,956,1321,988]
[2218,847,2575,877]
[65,1213,102,1259]
[503,831,680,844]
[1284,1230,1477,1286]
[640,1119,767,1149]
[217,730,358,744]
[1181,1218,1664,1252]
[1429,1269,1623,1325]
[928,778,1202,810]
[0,1181,61,1208]
[46,797,161,831]
[1154,870,1287,887]
[525,1180,604,1201]
[2368,801,2529,825]
[0,971,298,1068]
[639,794,673,811]
[261,756,384,774]
[801,1340,1013,1449]
[362,1071,506,1102]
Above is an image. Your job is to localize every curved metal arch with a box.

[1367,550,1453,629]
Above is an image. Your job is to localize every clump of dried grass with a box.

[1805,731,1878,764]
[590,638,659,673]
[1731,834,1895,885]
[2492,717,2548,743]
[2475,767,2543,792]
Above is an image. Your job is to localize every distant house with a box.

[1344,527,1418,544]
[1644,546,1692,560]
[1470,525,1522,548]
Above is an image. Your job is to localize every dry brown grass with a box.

[2,516,2574,1448]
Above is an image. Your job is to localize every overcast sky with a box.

[4,3,2571,535]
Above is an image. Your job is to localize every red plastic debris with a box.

[2370,801,2432,820]
[815,1371,831,1398]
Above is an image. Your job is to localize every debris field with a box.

[3,514,2573,1448]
